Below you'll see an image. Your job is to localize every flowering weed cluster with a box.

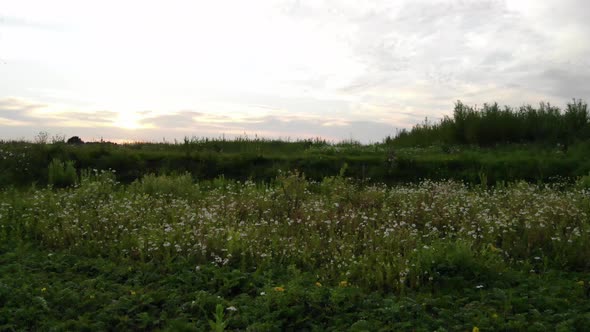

[1,173,589,293]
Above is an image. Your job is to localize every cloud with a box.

[275,1,508,116]
[0,97,44,123]
[139,112,203,129]
[135,110,398,142]
[536,67,590,99]
[2,1,590,143]
[0,97,118,127]
[0,15,63,30]
[0,97,45,111]
[0,116,28,127]
[0,97,399,142]
[278,0,589,115]
[61,111,119,124]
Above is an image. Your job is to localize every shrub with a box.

[66,136,84,145]
[47,158,77,188]
[392,99,589,147]
[576,173,590,190]
[129,173,196,199]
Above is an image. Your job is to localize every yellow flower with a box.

[577,280,585,286]
[130,290,136,295]
[41,287,47,292]
[473,327,480,332]
[315,282,322,287]
[273,286,285,292]
[339,280,348,287]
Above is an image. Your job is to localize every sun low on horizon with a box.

[1,0,589,143]
[116,111,150,131]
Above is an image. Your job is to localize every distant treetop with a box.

[67,136,84,145]
[390,99,589,147]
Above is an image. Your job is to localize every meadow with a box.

[1,170,590,330]
[2,135,590,189]
[1,100,590,330]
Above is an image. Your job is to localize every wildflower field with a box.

[1,169,590,330]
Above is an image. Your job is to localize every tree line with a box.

[391,99,589,147]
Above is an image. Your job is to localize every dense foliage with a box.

[1,173,590,330]
[2,138,590,188]
[392,99,589,147]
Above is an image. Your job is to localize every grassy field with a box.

[2,138,590,188]
[1,171,590,330]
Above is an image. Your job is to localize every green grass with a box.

[2,242,589,331]
[1,173,590,330]
[2,138,590,187]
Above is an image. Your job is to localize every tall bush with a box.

[391,99,589,147]
[48,158,77,188]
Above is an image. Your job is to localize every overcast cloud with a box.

[1,0,589,143]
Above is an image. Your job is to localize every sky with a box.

[1,0,589,143]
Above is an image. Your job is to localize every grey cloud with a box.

[216,115,398,142]
[270,0,588,119]
[0,98,46,111]
[386,1,507,38]
[129,110,399,143]
[536,67,590,99]
[481,51,514,67]
[0,110,30,122]
[532,0,590,30]
[334,2,506,92]
[0,98,118,126]
[353,1,513,60]
[331,0,588,112]
[280,0,590,118]
[0,98,45,122]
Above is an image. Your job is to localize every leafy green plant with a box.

[392,99,589,147]
[47,158,77,188]
[276,170,308,218]
[576,173,590,190]
[128,172,196,199]
[1,176,590,330]
[208,304,227,332]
